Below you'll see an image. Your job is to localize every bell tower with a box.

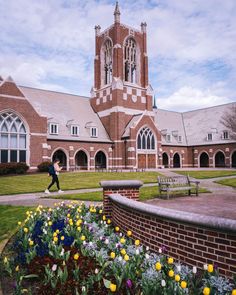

[90,2,155,169]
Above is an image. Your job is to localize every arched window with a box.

[124,38,137,83]
[104,39,112,85]
[0,112,27,163]
[137,127,155,150]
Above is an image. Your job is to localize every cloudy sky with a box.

[0,0,236,111]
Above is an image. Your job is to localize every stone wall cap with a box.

[109,194,236,233]
[100,180,143,189]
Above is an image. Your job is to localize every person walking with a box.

[45,159,64,194]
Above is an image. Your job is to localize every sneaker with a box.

[58,190,64,193]
[44,189,50,194]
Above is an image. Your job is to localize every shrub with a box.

[0,162,29,175]
[37,161,52,172]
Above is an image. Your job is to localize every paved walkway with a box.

[0,169,235,219]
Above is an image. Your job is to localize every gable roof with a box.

[0,76,25,98]
[19,86,111,143]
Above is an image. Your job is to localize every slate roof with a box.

[19,86,111,143]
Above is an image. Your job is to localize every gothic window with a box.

[0,112,27,163]
[104,39,112,85]
[137,127,155,150]
[124,38,137,83]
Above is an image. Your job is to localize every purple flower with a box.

[126,279,132,289]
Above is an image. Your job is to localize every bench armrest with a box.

[158,182,171,187]
[189,180,200,185]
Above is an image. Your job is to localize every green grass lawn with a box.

[0,171,162,195]
[215,177,236,188]
[0,205,34,242]
[44,185,210,202]
[172,170,236,179]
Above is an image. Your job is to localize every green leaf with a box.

[103,278,111,289]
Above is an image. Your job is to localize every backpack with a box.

[48,164,55,176]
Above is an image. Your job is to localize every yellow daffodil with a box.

[99,209,103,214]
[53,232,57,237]
[181,281,187,288]
[168,257,174,264]
[115,226,120,232]
[135,240,140,246]
[23,227,28,233]
[203,287,211,295]
[207,264,213,273]
[53,237,58,243]
[15,265,19,272]
[74,253,79,260]
[48,221,52,226]
[67,213,70,218]
[155,262,162,271]
[4,257,8,264]
[18,221,22,226]
[107,219,111,224]
[175,275,180,282]
[29,240,34,246]
[120,237,126,244]
[56,229,60,234]
[127,230,132,237]
[77,226,81,232]
[76,219,82,226]
[232,290,236,295]
[80,235,86,241]
[168,270,174,277]
[60,236,65,241]
[124,254,129,261]
[110,283,117,292]
[120,249,126,255]
[102,215,106,221]
[110,252,116,259]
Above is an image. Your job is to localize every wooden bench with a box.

[157,175,200,199]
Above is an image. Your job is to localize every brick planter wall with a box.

[100,181,236,277]
[100,180,143,216]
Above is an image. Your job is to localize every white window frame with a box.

[166,134,171,142]
[71,125,79,136]
[207,133,213,141]
[90,127,98,138]
[222,130,229,140]
[49,123,59,135]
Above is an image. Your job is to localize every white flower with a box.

[99,236,103,240]
[83,241,87,245]
[193,266,197,273]
[161,280,166,287]
[89,241,93,246]
[145,253,150,259]
[84,221,87,225]
[176,265,181,272]
[135,249,140,255]
[118,256,122,262]
[100,221,103,224]
[115,243,119,248]
[105,239,109,245]
[43,229,47,234]
[95,268,99,274]
[60,249,65,256]
[82,286,86,292]
[105,224,108,228]
[119,233,123,237]
[203,264,208,270]
[52,264,57,272]
[158,248,162,254]
[146,246,149,251]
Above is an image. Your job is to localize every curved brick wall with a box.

[109,194,236,277]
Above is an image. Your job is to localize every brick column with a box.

[100,180,143,217]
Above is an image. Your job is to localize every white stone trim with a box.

[97,106,154,117]
[31,133,47,136]
[128,157,136,160]
[0,94,26,100]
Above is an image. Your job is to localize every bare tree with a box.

[221,104,236,139]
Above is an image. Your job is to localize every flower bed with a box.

[1,202,236,295]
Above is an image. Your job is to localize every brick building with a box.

[0,3,235,170]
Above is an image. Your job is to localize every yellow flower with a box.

[115,226,119,232]
[67,213,70,218]
[181,281,187,289]
[24,227,28,233]
[120,237,126,244]
[77,226,81,232]
[53,237,58,243]
[207,264,213,273]
[155,262,162,271]
[18,221,22,226]
[80,235,86,241]
[102,215,106,221]
[124,254,129,261]
[168,270,174,277]
[110,252,116,259]
[110,283,117,292]
[53,232,57,237]
[48,221,52,226]
[76,219,82,226]
[15,265,20,272]
[168,257,174,264]
[120,249,126,255]
[60,236,65,241]
[127,230,132,237]
[56,229,60,234]
[107,219,111,224]
[135,240,140,246]
[29,240,34,246]
[74,253,79,260]
[175,275,180,282]
[99,209,103,214]
[203,287,211,295]
[4,257,8,264]
[232,290,236,295]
